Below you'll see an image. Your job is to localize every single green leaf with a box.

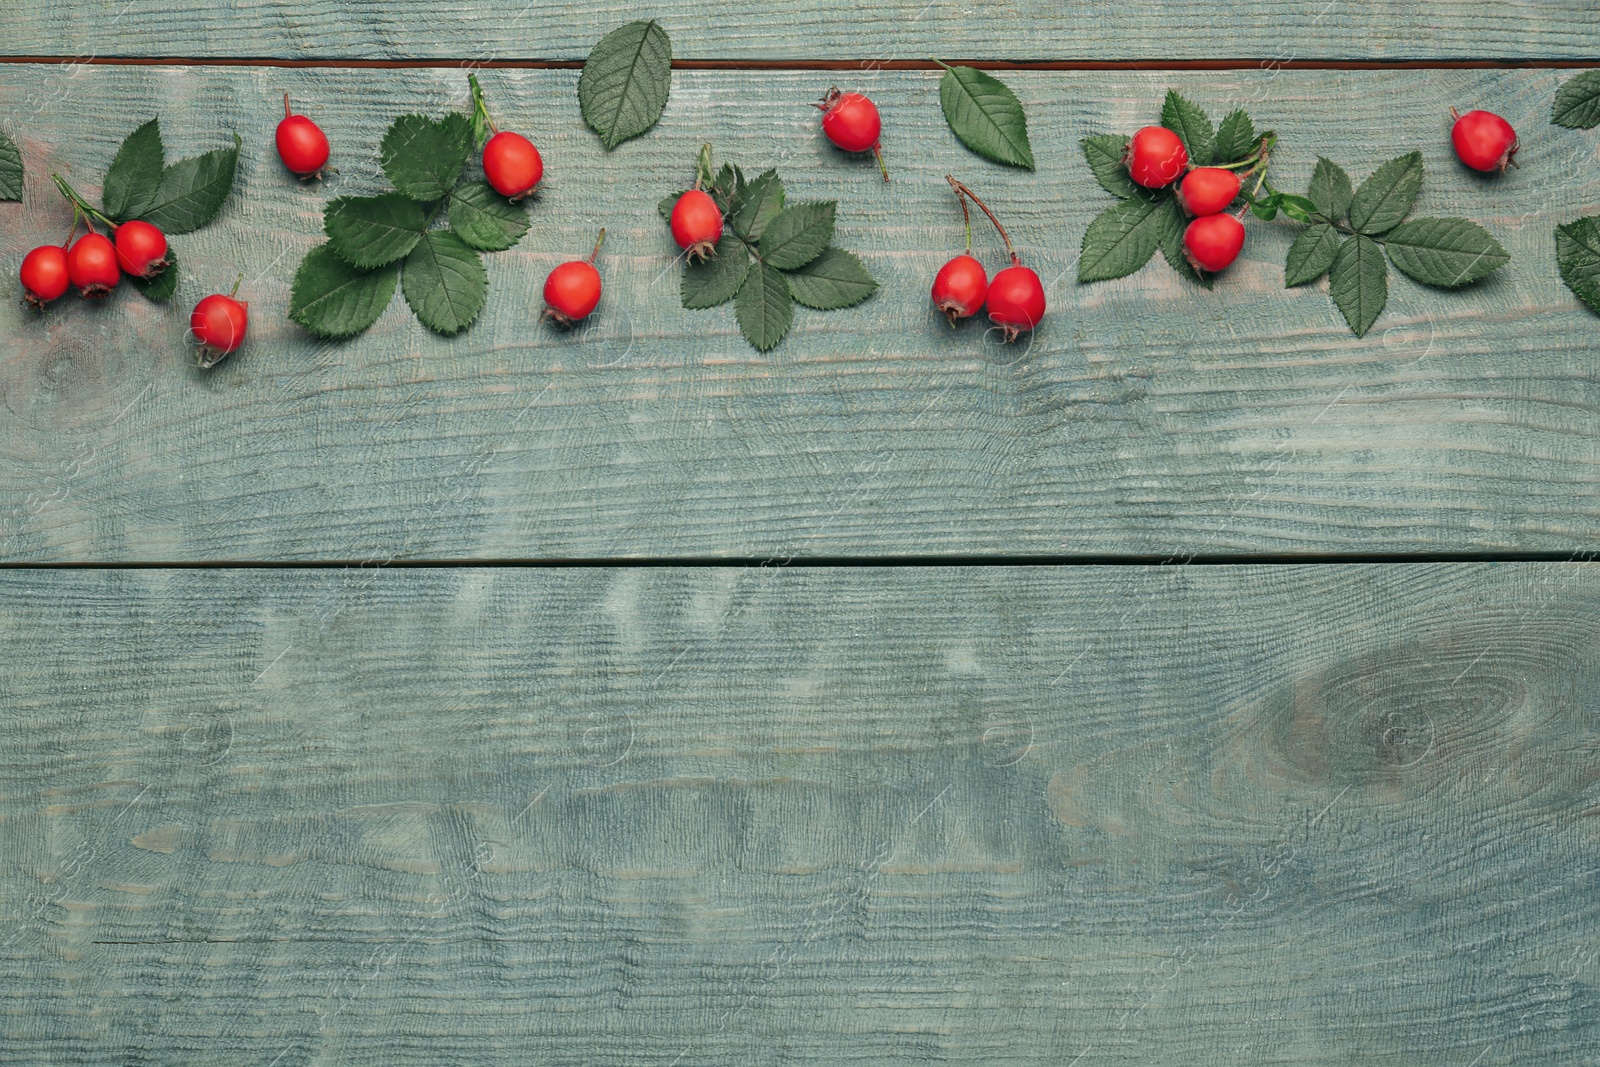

[658,191,685,220]
[1551,70,1600,130]
[402,230,487,335]
[127,247,178,303]
[1212,110,1256,165]
[1250,193,1282,222]
[729,168,784,241]
[1155,196,1209,288]
[1308,157,1353,222]
[448,180,530,251]
[681,235,750,309]
[937,64,1035,169]
[140,133,239,235]
[381,113,472,202]
[102,118,163,219]
[0,128,20,202]
[1329,234,1387,337]
[758,201,835,270]
[709,163,737,212]
[290,243,398,339]
[1077,196,1164,283]
[735,261,793,351]
[1383,217,1509,288]
[325,193,430,268]
[1277,193,1318,223]
[1081,134,1149,200]
[1284,223,1341,287]
[1555,215,1600,315]
[578,19,673,149]
[1160,89,1215,167]
[782,247,878,309]
[1347,152,1423,237]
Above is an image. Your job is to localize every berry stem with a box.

[694,143,714,190]
[468,73,499,142]
[945,175,1018,265]
[283,91,292,120]
[229,273,243,298]
[588,228,606,264]
[945,174,973,255]
[872,145,889,182]
[51,173,115,231]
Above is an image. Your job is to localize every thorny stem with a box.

[588,228,606,263]
[945,175,1018,264]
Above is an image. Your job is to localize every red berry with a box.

[818,88,887,181]
[670,189,723,261]
[66,233,120,298]
[1177,167,1242,216]
[20,245,70,309]
[1451,108,1518,174]
[276,94,330,178]
[114,220,169,278]
[987,264,1046,341]
[543,232,605,327]
[483,130,543,200]
[190,293,248,363]
[1125,126,1189,189]
[1183,214,1246,273]
[931,253,987,325]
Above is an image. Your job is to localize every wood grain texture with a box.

[1,66,1597,562]
[4,0,1599,60]
[2,563,1597,1064]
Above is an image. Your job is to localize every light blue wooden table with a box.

[2,5,1598,1064]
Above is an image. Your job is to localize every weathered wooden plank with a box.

[5,1,1599,60]
[1,66,1597,562]
[2,563,1597,1064]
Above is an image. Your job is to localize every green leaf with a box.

[729,168,784,242]
[1308,157,1353,222]
[467,74,494,150]
[324,193,430,268]
[782,247,878,309]
[102,118,163,220]
[381,113,472,202]
[1551,70,1600,130]
[0,128,20,202]
[735,261,793,351]
[578,19,673,150]
[1077,196,1164,283]
[1155,196,1209,288]
[1277,193,1318,223]
[402,230,487,335]
[757,201,835,270]
[1160,89,1215,167]
[1212,110,1256,165]
[937,64,1035,169]
[1081,134,1149,200]
[290,243,398,339]
[1383,217,1509,288]
[127,247,178,303]
[1284,223,1341,287]
[681,235,749,309]
[709,163,737,212]
[1328,234,1387,337]
[658,191,684,220]
[448,180,530,251]
[1250,192,1283,222]
[1555,215,1600,315]
[1347,152,1423,237]
[141,133,239,235]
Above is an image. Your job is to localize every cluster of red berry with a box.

[931,177,1045,342]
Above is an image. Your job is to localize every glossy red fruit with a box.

[114,220,169,278]
[931,254,987,325]
[670,189,723,261]
[66,233,120,298]
[190,293,248,362]
[1183,213,1246,273]
[1451,108,1518,173]
[818,88,887,181]
[20,245,70,308]
[544,230,605,326]
[1125,126,1189,188]
[277,93,331,178]
[483,130,543,200]
[1177,167,1242,216]
[987,263,1046,341]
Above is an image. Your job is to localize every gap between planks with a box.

[2,56,1600,70]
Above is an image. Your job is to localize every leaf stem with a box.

[945,176,1018,264]
[51,173,115,231]
[588,228,606,264]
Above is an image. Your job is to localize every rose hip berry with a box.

[66,233,120,298]
[1183,213,1246,273]
[1125,126,1189,188]
[543,229,606,326]
[817,88,887,181]
[276,93,331,179]
[670,189,723,261]
[20,245,70,309]
[1177,167,1242,216]
[1451,108,1518,174]
[114,220,169,278]
[190,288,249,365]
[932,255,988,325]
[483,131,544,201]
[945,176,1044,342]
